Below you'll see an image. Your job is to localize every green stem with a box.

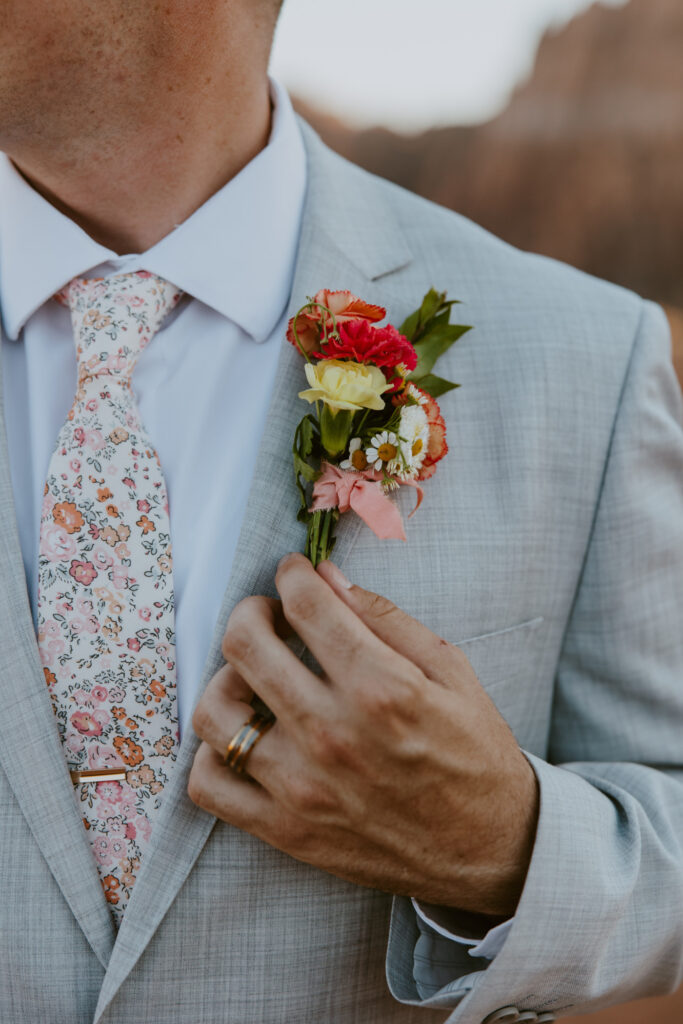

[319,511,332,562]
[306,509,338,567]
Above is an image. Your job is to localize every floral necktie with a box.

[37,271,183,925]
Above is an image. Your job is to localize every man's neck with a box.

[8,80,272,255]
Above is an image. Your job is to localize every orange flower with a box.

[102,617,121,639]
[106,504,120,518]
[53,501,84,535]
[154,735,175,756]
[112,706,127,720]
[414,387,448,481]
[136,515,155,534]
[157,552,172,574]
[120,857,140,887]
[97,487,113,502]
[101,526,119,547]
[125,718,138,730]
[149,679,166,699]
[43,667,56,687]
[287,289,386,356]
[128,765,154,789]
[103,874,119,890]
[113,735,144,767]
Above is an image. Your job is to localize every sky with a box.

[270,0,628,131]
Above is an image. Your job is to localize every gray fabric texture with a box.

[1,120,682,1024]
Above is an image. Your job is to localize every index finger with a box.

[222,594,328,724]
[275,553,410,687]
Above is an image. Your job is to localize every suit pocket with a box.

[450,617,545,694]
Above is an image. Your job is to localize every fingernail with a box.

[325,561,353,590]
[277,552,300,571]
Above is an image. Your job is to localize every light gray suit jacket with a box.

[1,122,683,1024]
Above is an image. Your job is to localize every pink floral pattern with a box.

[37,272,183,926]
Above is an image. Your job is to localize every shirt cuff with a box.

[411,898,514,961]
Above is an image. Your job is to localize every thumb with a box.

[316,560,463,687]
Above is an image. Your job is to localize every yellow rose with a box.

[298,359,390,414]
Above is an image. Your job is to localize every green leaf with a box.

[429,307,455,330]
[400,288,443,342]
[418,288,445,326]
[412,374,461,398]
[399,288,464,345]
[297,414,315,460]
[293,455,317,482]
[410,323,472,379]
[398,307,421,342]
[292,414,320,511]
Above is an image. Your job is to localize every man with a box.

[0,2,682,1023]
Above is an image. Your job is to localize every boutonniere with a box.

[288,288,472,565]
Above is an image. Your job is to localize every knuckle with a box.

[225,594,265,630]
[360,668,422,723]
[187,768,209,810]
[191,700,213,741]
[309,721,358,771]
[222,600,261,662]
[366,591,398,621]
[282,584,318,625]
[285,776,336,819]
[361,687,396,719]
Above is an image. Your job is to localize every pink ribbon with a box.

[310,463,425,542]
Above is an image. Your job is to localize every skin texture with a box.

[0,1,280,252]
[190,554,539,918]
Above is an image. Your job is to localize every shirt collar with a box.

[0,79,307,343]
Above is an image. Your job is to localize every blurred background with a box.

[272,2,683,1022]
[271,0,683,390]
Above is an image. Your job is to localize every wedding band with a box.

[224,713,274,775]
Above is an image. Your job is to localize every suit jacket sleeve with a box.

[385,299,683,1022]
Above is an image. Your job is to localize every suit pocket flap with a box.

[451,617,544,693]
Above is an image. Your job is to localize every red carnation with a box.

[287,289,386,356]
[315,319,417,379]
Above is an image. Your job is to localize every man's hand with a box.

[188,553,538,917]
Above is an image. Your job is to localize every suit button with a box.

[482,1008,520,1024]
[516,1014,538,1023]
[536,1016,556,1023]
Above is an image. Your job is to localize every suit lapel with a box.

[0,339,117,967]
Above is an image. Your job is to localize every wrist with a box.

[442,752,540,917]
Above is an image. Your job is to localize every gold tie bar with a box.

[69,768,127,784]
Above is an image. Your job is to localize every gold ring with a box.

[224,713,274,775]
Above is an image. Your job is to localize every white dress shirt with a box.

[0,78,510,963]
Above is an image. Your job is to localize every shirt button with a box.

[482,1008,520,1024]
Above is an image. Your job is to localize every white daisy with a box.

[397,403,430,478]
[404,382,428,405]
[340,437,368,472]
[365,430,400,473]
